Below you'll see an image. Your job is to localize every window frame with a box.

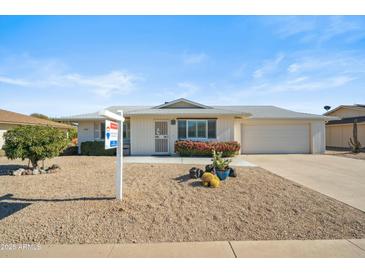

[177,119,216,140]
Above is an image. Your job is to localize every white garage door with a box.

[242,124,310,154]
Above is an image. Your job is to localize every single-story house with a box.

[324,104,365,148]
[0,108,72,149]
[58,98,334,155]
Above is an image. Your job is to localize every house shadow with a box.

[190,181,205,188]
[0,193,115,203]
[173,174,191,183]
[0,201,31,221]
[0,164,28,176]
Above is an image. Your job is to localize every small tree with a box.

[30,113,49,120]
[67,127,78,142]
[3,125,68,168]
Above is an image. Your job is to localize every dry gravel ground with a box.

[0,156,365,244]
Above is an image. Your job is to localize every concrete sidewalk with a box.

[1,239,364,258]
[124,156,256,167]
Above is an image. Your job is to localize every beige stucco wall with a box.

[78,117,325,155]
[310,121,326,154]
[326,123,365,148]
[0,123,14,149]
[130,115,238,155]
[77,121,97,153]
[329,108,365,118]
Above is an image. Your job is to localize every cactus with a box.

[349,119,362,153]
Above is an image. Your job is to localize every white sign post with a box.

[99,109,124,200]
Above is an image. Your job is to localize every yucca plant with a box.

[349,119,362,153]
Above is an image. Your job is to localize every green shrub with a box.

[175,140,240,157]
[61,145,79,156]
[80,141,116,156]
[3,125,68,168]
[67,127,78,141]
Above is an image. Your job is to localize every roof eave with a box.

[249,116,333,121]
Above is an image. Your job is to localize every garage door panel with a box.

[242,124,310,154]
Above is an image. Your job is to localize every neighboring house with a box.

[58,98,333,155]
[324,104,365,148]
[0,108,72,149]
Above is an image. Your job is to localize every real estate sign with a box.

[105,120,118,149]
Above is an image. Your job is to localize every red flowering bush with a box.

[175,140,240,157]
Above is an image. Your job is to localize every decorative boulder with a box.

[196,168,204,178]
[205,164,216,174]
[229,167,237,177]
[12,168,24,176]
[189,167,204,179]
[32,169,40,175]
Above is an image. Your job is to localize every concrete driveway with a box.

[243,154,365,212]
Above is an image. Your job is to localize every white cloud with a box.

[274,16,317,38]
[253,53,285,79]
[272,16,365,44]
[0,76,31,86]
[182,52,208,64]
[63,71,140,97]
[0,56,141,97]
[236,75,354,96]
[287,63,300,73]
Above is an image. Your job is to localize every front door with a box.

[154,121,169,154]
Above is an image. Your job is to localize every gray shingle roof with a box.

[57,104,332,121]
[215,106,328,119]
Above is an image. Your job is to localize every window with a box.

[188,120,197,138]
[100,122,105,140]
[177,119,216,139]
[197,120,206,138]
[95,120,130,142]
[208,120,216,139]
[123,119,130,141]
[178,120,187,139]
[94,121,105,139]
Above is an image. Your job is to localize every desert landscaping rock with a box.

[32,169,40,175]
[11,168,24,176]
[8,166,60,176]
[0,156,365,244]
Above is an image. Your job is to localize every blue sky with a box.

[0,16,364,116]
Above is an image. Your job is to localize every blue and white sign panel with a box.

[105,120,118,149]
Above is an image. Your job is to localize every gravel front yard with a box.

[0,156,365,244]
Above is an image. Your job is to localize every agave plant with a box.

[211,150,232,171]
